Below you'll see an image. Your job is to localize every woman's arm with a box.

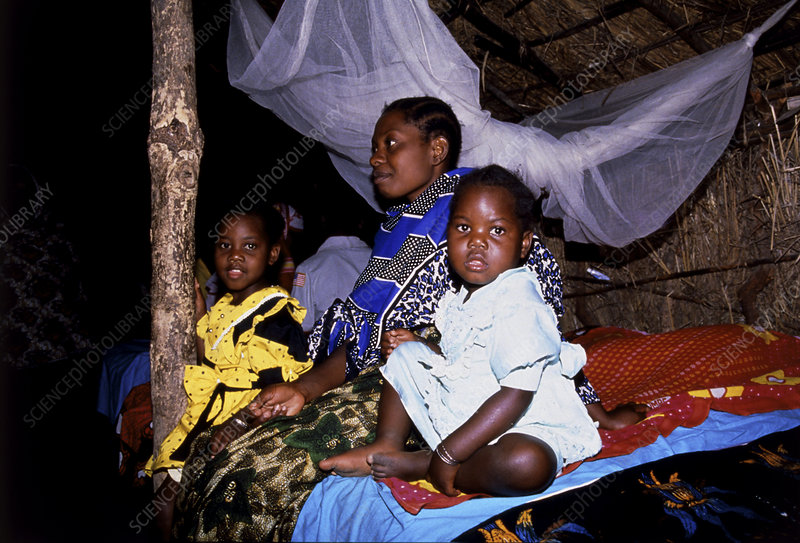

[247,344,348,423]
[209,345,349,454]
[381,328,442,358]
[428,386,533,494]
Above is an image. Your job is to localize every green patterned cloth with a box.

[173,367,382,541]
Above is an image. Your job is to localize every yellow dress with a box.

[148,286,313,474]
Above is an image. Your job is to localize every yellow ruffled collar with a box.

[203,287,290,358]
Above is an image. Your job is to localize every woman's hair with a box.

[451,165,538,232]
[382,97,462,170]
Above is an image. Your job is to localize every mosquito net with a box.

[226,0,796,247]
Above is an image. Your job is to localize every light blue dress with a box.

[381,267,602,471]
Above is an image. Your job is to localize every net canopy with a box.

[227,0,797,247]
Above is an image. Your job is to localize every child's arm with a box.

[194,278,207,363]
[428,386,533,496]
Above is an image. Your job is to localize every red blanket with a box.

[576,324,800,459]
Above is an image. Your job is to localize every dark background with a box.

[1,1,378,541]
[4,0,371,337]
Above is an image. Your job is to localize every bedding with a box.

[455,422,800,542]
[292,409,800,542]
[292,325,800,542]
[101,326,800,540]
[97,339,151,422]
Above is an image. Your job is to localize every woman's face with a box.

[447,185,532,296]
[369,111,446,203]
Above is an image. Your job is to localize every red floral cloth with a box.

[118,382,154,487]
[574,324,800,407]
[380,478,488,515]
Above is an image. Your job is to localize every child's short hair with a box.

[452,165,538,232]
[242,203,286,247]
[382,97,462,170]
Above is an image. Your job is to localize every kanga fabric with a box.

[574,325,800,461]
[306,169,465,379]
[307,169,566,382]
[118,381,154,488]
[573,324,800,408]
[227,0,797,246]
[456,423,800,542]
[172,366,383,542]
[149,287,312,473]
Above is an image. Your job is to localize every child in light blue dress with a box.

[323,165,601,497]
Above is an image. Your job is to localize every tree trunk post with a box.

[148,0,204,489]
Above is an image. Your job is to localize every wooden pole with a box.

[148,0,203,488]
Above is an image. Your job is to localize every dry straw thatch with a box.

[428,0,800,335]
[559,117,799,336]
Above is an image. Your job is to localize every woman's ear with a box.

[520,230,534,260]
[430,136,450,167]
[267,243,281,266]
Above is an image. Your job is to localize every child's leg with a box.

[454,433,557,496]
[319,380,413,476]
[154,474,181,541]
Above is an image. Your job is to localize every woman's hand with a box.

[380,328,419,359]
[247,382,309,423]
[244,345,348,426]
[427,453,461,497]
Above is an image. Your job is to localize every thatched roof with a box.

[426,0,800,131]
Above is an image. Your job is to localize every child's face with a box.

[370,110,447,202]
[447,185,533,295]
[214,215,280,304]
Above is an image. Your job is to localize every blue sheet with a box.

[96,339,151,421]
[293,408,800,542]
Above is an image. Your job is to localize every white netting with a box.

[227,0,796,247]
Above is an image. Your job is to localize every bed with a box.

[97,324,800,540]
[294,409,800,542]
[293,324,800,542]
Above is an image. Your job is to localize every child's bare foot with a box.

[586,402,648,430]
[319,440,402,477]
[369,449,432,481]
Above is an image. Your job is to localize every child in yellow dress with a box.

[147,203,313,538]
